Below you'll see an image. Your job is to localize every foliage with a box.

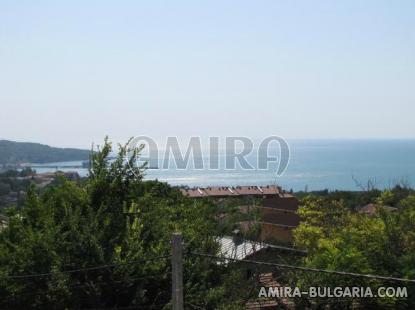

[294,194,415,308]
[0,138,237,309]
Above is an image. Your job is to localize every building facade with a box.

[181,185,300,243]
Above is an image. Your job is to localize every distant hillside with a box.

[0,140,90,164]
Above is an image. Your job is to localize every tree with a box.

[293,193,415,308]
[0,138,230,309]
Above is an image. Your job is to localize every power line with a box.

[0,255,171,280]
[188,252,415,283]
[262,243,307,254]
[183,237,307,257]
[185,301,206,310]
[79,304,168,310]
[1,272,173,300]
[70,272,173,290]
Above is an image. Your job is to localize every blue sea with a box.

[30,140,415,192]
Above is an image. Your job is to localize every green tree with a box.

[0,138,232,309]
[294,195,415,308]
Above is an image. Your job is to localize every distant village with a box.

[0,170,80,209]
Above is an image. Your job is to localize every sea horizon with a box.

[25,139,415,192]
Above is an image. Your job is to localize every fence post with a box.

[172,232,184,310]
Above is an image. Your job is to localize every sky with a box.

[0,0,414,148]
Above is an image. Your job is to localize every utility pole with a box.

[172,232,184,310]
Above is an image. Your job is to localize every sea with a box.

[29,139,415,192]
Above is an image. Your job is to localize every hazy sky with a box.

[1,0,414,148]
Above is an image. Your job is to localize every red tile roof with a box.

[204,186,239,197]
[180,185,283,198]
[181,188,208,197]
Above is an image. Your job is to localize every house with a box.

[358,203,397,216]
[181,185,301,244]
[245,273,295,310]
[217,236,266,262]
[259,194,300,243]
[216,237,299,309]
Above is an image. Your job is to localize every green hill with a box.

[0,140,90,164]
